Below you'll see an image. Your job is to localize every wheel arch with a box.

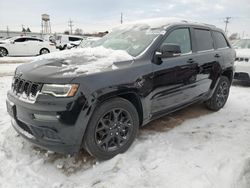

[40,48,50,54]
[221,68,234,84]
[0,47,9,56]
[96,91,144,126]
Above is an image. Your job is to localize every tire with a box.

[40,48,50,55]
[205,76,230,111]
[0,47,8,57]
[83,98,139,160]
[60,45,67,50]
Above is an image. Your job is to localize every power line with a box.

[68,19,74,34]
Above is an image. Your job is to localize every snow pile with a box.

[1,76,250,187]
[0,47,133,75]
[33,46,133,75]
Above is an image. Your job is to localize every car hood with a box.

[235,49,250,58]
[0,40,8,44]
[16,47,134,83]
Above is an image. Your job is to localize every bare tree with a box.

[75,28,83,35]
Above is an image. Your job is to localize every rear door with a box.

[190,28,220,94]
[25,38,42,55]
[151,27,201,114]
[212,31,234,71]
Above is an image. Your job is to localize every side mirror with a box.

[153,44,181,64]
[10,41,15,44]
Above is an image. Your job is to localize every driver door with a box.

[11,37,29,56]
[151,27,200,115]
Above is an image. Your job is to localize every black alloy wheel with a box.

[206,76,230,111]
[95,108,133,152]
[83,98,139,160]
[215,80,229,108]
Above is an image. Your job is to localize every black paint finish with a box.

[6,22,235,154]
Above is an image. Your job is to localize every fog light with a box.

[33,114,60,121]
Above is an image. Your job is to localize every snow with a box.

[0,63,22,76]
[0,47,133,76]
[1,73,250,187]
[35,47,133,75]
[0,56,35,64]
[236,49,250,58]
[235,49,250,74]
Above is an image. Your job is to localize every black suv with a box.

[6,19,235,160]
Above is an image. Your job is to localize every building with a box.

[0,30,43,39]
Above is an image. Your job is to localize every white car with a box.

[55,35,83,50]
[234,39,250,82]
[0,36,57,57]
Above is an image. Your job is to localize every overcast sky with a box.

[0,0,250,37]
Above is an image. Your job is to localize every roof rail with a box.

[202,23,216,27]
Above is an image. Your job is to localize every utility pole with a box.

[68,19,74,34]
[6,26,9,36]
[224,17,231,34]
[120,12,123,24]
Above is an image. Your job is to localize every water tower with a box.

[41,14,51,35]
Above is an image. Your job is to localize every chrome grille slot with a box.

[30,84,39,97]
[236,57,250,62]
[12,77,42,102]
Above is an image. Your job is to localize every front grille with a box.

[235,57,249,62]
[12,77,42,101]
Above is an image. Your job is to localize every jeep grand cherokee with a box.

[6,18,235,160]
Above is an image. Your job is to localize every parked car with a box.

[233,38,250,83]
[55,34,83,50]
[77,37,101,48]
[66,37,101,49]
[43,35,56,44]
[6,18,235,160]
[0,36,57,57]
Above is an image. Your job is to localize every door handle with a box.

[187,58,194,63]
[215,54,220,58]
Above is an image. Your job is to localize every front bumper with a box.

[234,61,250,81]
[11,118,79,154]
[6,90,90,155]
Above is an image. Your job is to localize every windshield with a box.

[89,25,165,57]
[233,39,250,49]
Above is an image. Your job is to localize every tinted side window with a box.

[26,38,38,41]
[14,38,27,42]
[194,29,213,51]
[162,28,191,54]
[69,37,81,42]
[213,31,229,49]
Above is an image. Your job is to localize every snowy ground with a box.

[0,56,35,64]
[1,72,250,188]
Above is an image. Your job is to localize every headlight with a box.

[41,84,79,97]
